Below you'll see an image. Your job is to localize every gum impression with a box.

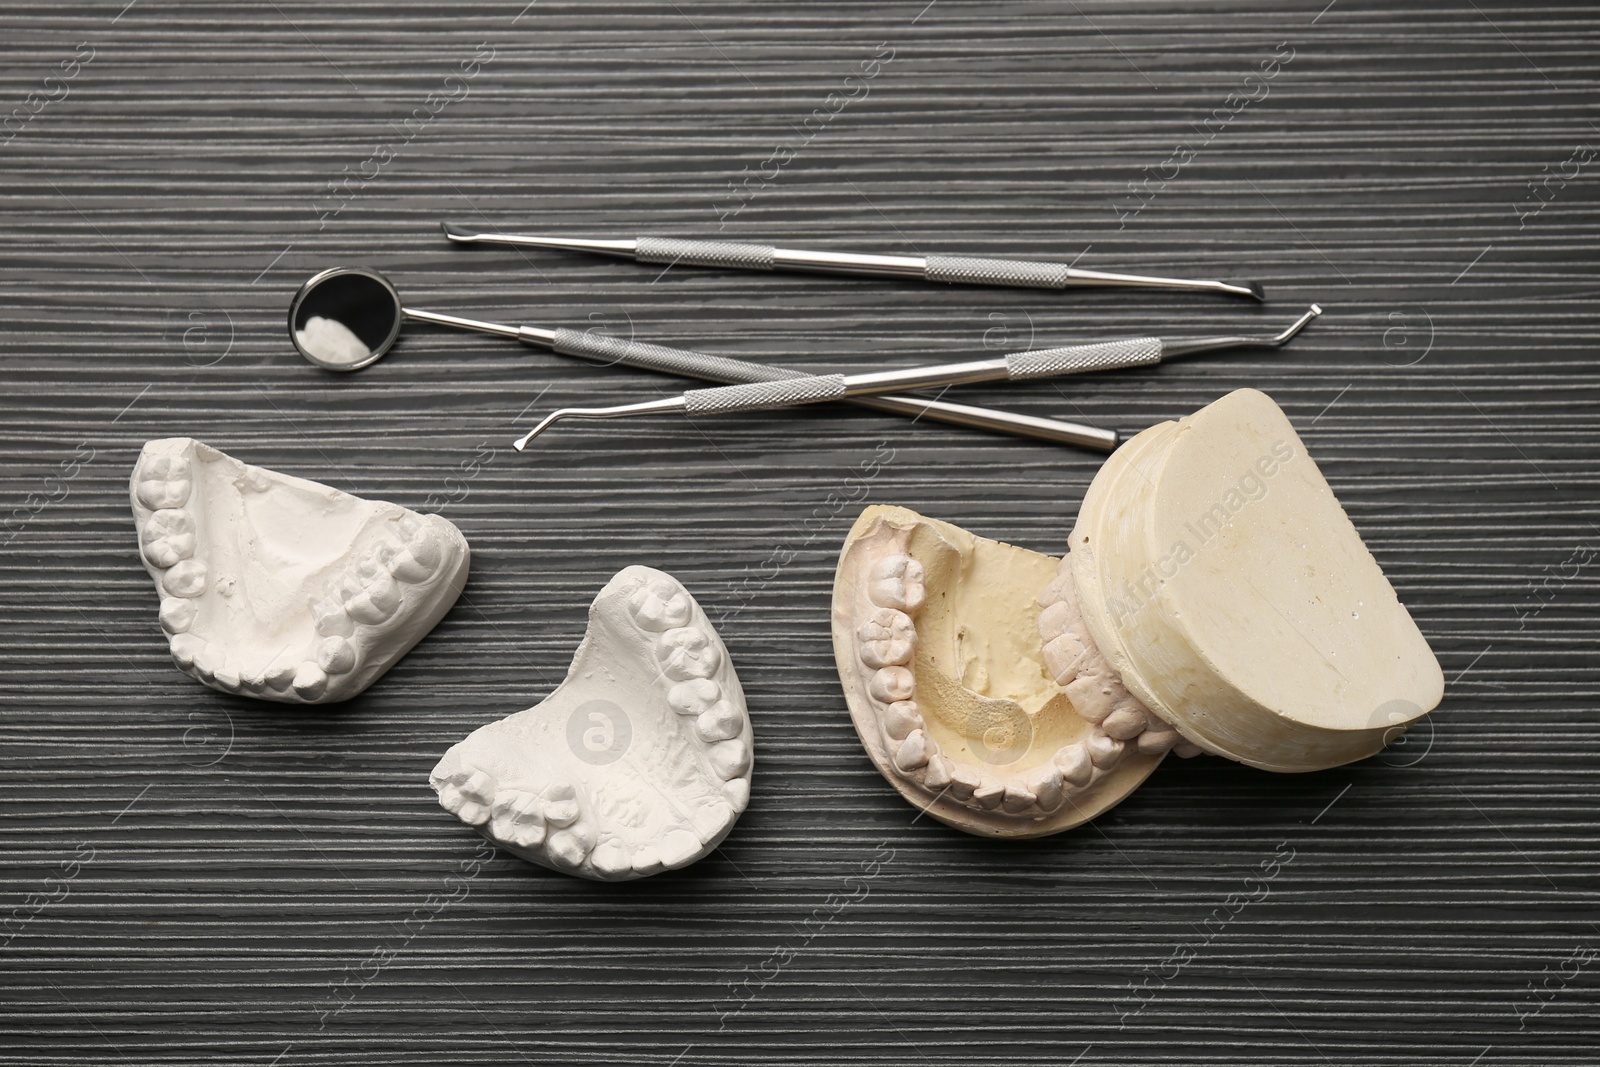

[833,507,1193,839]
[431,566,753,882]
[129,438,470,703]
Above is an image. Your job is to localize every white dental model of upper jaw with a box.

[294,316,371,368]
[129,438,470,703]
[833,388,1445,837]
[431,566,754,881]
[833,507,1185,839]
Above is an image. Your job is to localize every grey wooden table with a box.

[2,1,1597,1063]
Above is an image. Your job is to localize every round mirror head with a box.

[288,266,403,371]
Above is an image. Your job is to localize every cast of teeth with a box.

[855,548,1167,821]
[1036,557,1203,761]
[666,675,753,806]
[645,579,752,810]
[436,769,601,870]
[136,452,205,648]
[430,567,753,881]
[130,439,469,704]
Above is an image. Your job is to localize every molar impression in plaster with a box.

[431,567,754,881]
[130,438,470,703]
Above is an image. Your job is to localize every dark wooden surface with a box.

[2,1,1598,1063]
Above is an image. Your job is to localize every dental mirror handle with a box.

[442,225,1263,301]
[540,328,1118,451]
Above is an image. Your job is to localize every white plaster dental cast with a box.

[294,315,371,368]
[431,567,753,881]
[833,388,1444,837]
[130,438,470,703]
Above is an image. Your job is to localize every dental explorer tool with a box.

[513,306,1322,449]
[441,223,1265,302]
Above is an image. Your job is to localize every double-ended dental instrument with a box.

[287,266,1119,452]
[511,306,1322,449]
[441,223,1265,302]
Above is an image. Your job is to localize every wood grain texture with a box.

[1,0,1597,1062]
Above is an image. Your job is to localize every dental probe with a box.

[441,223,1265,302]
[513,306,1322,449]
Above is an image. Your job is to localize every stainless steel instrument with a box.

[513,307,1322,448]
[442,223,1265,302]
[287,266,1121,451]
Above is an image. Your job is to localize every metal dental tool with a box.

[441,222,1266,302]
[287,266,1120,451]
[512,306,1322,449]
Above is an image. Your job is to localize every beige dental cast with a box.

[432,567,754,881]
[832,388,1444,838]
[130,438,470,703]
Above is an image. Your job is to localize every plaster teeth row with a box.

[832,507,1167,838]
[1036,560,1201,760]
[136,448,200,598]
[851,550,1142,821]
[431,567,753,881]
[134,449,251,691]
[130,438,471,704]
[436,769,608,872]
[633,577,753,811]
[637,577,751,790]
[291,519,451,695]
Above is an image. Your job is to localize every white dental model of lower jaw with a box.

[130,438,470,703]
[294,316,371,368]
[431,566,754,882]
[833,507,1196,839]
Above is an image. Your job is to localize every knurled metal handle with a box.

[682,375,849,416]
[636,237,777,271]
[552,328,795,383]
[1006,337,1164,380]
[924,254,1071,289]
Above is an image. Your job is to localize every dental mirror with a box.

[289,266,405,371]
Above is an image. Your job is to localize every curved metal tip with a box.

[1240,280,1267,302]
[1270,304,1324,345]
[512,399,671,449]
[512,410,572,450]
[1161,304,1324,359]
[441,221,479,242]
